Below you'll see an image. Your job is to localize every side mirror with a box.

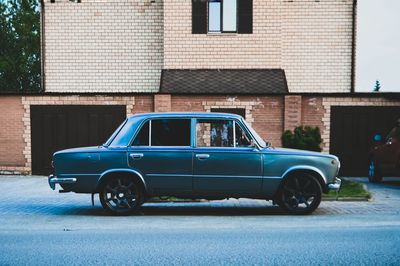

[373,134,382,142]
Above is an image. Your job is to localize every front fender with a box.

[281,165,328,184]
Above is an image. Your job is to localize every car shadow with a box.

[66,205,287,216]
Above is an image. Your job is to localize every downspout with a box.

[40,0,45,92]
[350,0,357,93]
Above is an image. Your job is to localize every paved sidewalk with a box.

[0,175,399,218]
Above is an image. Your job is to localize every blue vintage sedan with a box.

[49,112,341,215]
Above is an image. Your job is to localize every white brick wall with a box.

[164,0,354,93]
[164,0,282,69]
[44,0,163,93]
[44,0,354,93]
[282,0,354,93]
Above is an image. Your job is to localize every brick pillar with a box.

[284,95,302,131]
[154,94,171,112]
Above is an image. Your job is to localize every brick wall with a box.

[301,97,325,130]
[44,0,163,93]
[164,0,354,93]
[2,94,399,174]
[282,0,354,93]
[170,95,284,147]
[164,0,282,69]
[0,97,26,172]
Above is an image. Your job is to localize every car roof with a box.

[127,112,243,120]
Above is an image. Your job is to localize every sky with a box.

[356,0,400,92]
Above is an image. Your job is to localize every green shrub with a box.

[281,126,322,152]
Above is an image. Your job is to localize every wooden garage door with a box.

[330,106,400,176]
[31,105,126,175]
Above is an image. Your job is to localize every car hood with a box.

[262,147,338,160]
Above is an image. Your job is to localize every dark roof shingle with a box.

[160,69,288,94]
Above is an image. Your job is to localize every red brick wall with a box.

[301,97,325,130]
[284,95,302,131]
[251,96,284,147]
[0,96,25,167]
[131,95,153,114]
[171,96,205,112]
[171,95,284,147]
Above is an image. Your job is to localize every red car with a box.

[368,119,400,182]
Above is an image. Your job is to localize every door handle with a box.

[196,154,210,160]
[130,153,144,160]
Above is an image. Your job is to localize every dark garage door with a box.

[31,105,126,175]
[330,106,400,176]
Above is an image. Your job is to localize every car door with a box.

[127,118,193,195]
[193,118,263,197]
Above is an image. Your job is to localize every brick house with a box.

[0,0,399,176]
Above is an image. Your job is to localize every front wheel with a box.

[277,174,322,215]
[368,160,382,183]
[99,176,144,215]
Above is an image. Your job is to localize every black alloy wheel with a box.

[278,174,322,215]
[99,176,143,215]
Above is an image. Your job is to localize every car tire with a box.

[277,174,322,215]
[368,160,382,183]
[99,175,144,215]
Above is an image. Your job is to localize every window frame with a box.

[194,118,255,149]
[208,0,238,34]
[130,118,192,148]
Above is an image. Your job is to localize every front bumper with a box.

[327,177,342,191]
[48,175,77,190]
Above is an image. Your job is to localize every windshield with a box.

[242,119,267,148]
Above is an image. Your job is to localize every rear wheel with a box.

[277,174,322,215]
[99,175,144,215]
[368,160,382,183]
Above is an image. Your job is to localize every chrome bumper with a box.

[48,175,77,190]
[327,177,342,191]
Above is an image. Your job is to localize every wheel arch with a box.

[279,166,328,194]
[96,168,148,193]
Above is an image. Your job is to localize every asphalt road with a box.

[0,176,400,265]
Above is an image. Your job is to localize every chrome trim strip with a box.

[48,175,77,190]
[328,177,342,191]
[193,174,262,179]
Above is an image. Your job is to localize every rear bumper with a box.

[48,175,77,190]
[327,177,342,191]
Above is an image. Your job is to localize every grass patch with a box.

[324,178,371,200]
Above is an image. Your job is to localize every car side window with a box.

[151,119,191,146]
[235,123,252,147]
[196,119,234,147]
[132,121,149,146]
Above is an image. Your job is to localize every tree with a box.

[0,0,41,93]
[373,80,381,92]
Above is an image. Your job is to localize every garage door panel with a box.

[31,105,126,175]
[331,106,400,176]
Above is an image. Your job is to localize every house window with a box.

[192,0,252,34]
[208,0,237,33]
